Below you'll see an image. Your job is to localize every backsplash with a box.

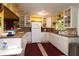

[41,27,58,33]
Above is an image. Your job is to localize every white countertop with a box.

[0,48,22,56]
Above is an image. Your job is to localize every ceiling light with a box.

[37,11,48,16]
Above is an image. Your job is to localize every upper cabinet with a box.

[64,6,78,28]
[19,15,31,27]
[42,17,52,28]
[46,17,52,28]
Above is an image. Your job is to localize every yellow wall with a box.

[0,10,4,33]
[30,15,43,22]
[60,12,64,17]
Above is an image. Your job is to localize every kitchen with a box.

[0,3,79,56]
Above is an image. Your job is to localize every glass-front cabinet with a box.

[64,6,78,28]
[19,16,31,27]
[64,8,71,27]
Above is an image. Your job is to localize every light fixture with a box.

[37,11,48,16]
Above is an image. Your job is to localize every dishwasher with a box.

[69,43,79,56]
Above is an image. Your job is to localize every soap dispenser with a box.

[3,41,8,49]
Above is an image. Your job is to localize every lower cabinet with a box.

[0,38,21,49]
[41,32,49,42]
[21,32,32,55]
[25,32,31,43]
[49,33,68,55]
[48,33,78,55]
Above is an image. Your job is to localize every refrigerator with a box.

[31,22,42,43]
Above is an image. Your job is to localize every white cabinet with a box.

[49,33,69,55]
[64,6,78,28]
[46,17,52,28]
[21,32,32,55]
[46,32,51,42]
[25,32,31,43]
[0,38,21,49]
[19,16,25,27]
[49,33,78,55]
[42,17,52,28]
[19,16,31,27]
[77,7,79,36]
[41,32,49,43]
[20,32,32,55]
[41,32,47,42]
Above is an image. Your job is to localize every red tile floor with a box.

[24,42,65,56]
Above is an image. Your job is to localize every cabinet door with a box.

[57,36,68,55]
[49,33,69,55]
[0,38,21,49]
[64,7,78,28]
[41,32,46,42]
[27,32,31,43]
[46,17,52,28]
[71,7,78,28]
[24,16,31,27]
[64,8,71,28]
[46,32,50,42]
[41,32,48,42]
[49,33,58,47]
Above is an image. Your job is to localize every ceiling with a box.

[14,3,79,16]
[4,6,19,19]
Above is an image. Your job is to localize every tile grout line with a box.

[37,43,48,56]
